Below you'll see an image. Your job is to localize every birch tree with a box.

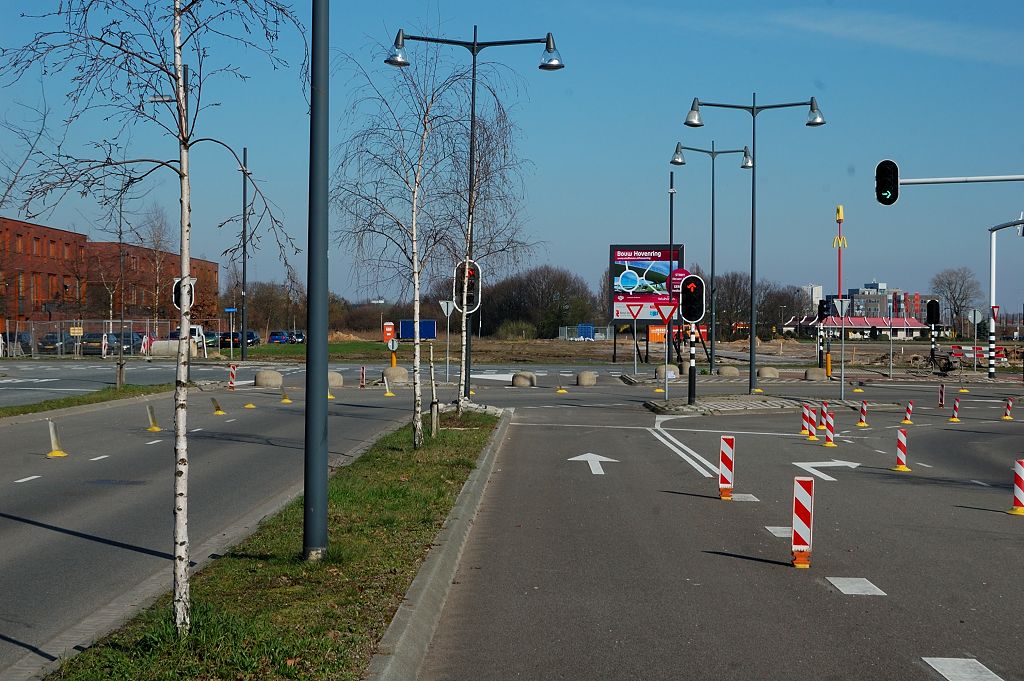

[0,0,302,635]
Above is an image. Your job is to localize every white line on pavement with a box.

[970,480,991,487]
[89,455,109,461]
[225,419,237,423]
[874,449,887,454]
[826,577,886,596]
[916,462,933,468]
[765,526,790,538]
[14,475,41,483]
[190,428,203,432]
[146,440,162,445]
[731,493,759,502]
[647,428,715,478]
[922,658,1004,681]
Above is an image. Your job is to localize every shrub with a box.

[494,320,537,340]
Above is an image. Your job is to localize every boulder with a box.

[717,365,740,377]
[328,371,344,388]
[757,366,780,378]
[382,366,409,385]
[254,370,283,388]
[576,370,598,386]
[655,364,678,379]
[803,367,827,381]
[511,371,537,387]
[149,339,197,357]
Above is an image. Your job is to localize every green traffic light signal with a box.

[875,159,899,206]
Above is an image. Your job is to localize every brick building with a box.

[1,216,218,328]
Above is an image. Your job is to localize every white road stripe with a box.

[970,480,991,487]
[765,526,790,538]
[874,449,887,454]
[826,577,886,595]
[731,493,759,502]
[15,475,41,483]
[647,428,714,478]
[89,455,109,461]
[655,428,719,476]
[146,440,162,445]
[922,658,1004,681]
[225,418,237,423]
[190,428,203,432]
[916,462,933,468]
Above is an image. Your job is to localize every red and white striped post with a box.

[1009,459,1024,516]
[806,408,819,441]
[892,428,911,472]
[1002,398,1014,421]
[856,400,869,427]
[948,397,961,423]
[792,477,814,568]
[800,404,811,435]
[817,401,829,430]
[822,411,837,447]
[228,363,237,391]
[901,400,914,425]
[938,384,945,408]
[719,436,735,501]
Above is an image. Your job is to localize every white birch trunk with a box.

[171,0,192,634]
[410,124,427,448]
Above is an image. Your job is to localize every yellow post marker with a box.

[146,404,162,432]
[390,351,397,368]
[327,390,335,400]
[383,376,395,398]
[244,401,256,409]
[211,397,226,415]
[46,419,68,458]
[281,390,293,404]
[556,384,568,394]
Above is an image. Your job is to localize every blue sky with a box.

[2,1,1023,311]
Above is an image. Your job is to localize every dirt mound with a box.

[329,331,366,342]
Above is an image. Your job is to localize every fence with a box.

[558,324,613,341]
[1,318,225,359]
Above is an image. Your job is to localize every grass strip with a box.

[0,383,174,419]
[246,341,393,362]
[49,410,498,681]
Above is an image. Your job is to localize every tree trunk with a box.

[410,181,423,448]
[171,0,192,635]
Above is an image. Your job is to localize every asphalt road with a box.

[421,381,1024,681]
[0,383,414,678]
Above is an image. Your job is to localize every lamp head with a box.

[740,146,753,169]
[670,142,685,166]
[539,33,565,70]
[384,29,410,67]
[684,98,703,127]
[806,96,825,126]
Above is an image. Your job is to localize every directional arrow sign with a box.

[793,459,860,482]
[568,453,619,475]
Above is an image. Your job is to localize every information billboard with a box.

[609,244,685,322]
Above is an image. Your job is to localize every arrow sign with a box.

[568,453,619,475]
[686,281,697,293]
[654,302,679,324]
[626,303,644,320]
[793,459,860,482]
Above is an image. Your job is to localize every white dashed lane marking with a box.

[225,419,237,423]
[190,428,203,432]
[89,455,109,461]
[826,577,886,596]
[923,658,1005,681]
[146,440,162,445]
[14,476,41,483]
[731,493,759,502]
[970,480,990,487]
[765,526,790,538]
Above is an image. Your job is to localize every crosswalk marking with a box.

[764,526,790,538]
[922,658,1004,681]
[826,577,886,596]
[14,475,41,483]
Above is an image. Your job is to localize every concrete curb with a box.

[364,407,513,681]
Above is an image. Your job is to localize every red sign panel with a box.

[992,305,1000,321]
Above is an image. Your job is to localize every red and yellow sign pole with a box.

[833,205,847,298]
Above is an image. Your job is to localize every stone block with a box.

[254,369,283,388]
[576,370,598,386]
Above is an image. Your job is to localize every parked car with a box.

[2,332,33,354]
[38,332,75,354]
[118,331,145,354]
[246,330,261,346]
[80,332,121,355]
[268,330,290,344]
[220,331,242,349]
[204,331,220,347]
[292,331,306,344]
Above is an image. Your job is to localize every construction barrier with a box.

[822,411,837,448]
[901,400,914,425]
[892,428,911,472]
[1009,459,1024,516]
[949,397,961,423]
[800,404,811,435]
[817,401,828,430]
[806,408,819,441]
[719,436,735,501]
[228,363,237,391]
[1002,398,1014,421]
[856,400,869,427]
[146,404,162,432]
[46,420,68,458]
[792,477,814,568]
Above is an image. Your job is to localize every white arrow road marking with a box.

[826,577,886,596]
[648,428,715,478]
[923,658,1005,681]
[567,453,618,475]
[792,460,860,482]
[14,475,41,483]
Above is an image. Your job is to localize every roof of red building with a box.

[784,315,928,329]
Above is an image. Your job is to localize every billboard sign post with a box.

[609,244,684,323]
[656,302,679,398]
[626,303,644,375]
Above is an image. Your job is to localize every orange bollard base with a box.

[792,551,811,569]
[719,487,733,501]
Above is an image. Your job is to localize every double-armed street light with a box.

[670,141,752,372]
[684,93,825,393]
[386,26,564,399]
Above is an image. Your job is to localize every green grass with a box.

[48,411,498,681]
[0,384,174,419]
[246,341,394,361]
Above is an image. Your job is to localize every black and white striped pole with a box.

[687,325,697,405]
[987,217,1024,379]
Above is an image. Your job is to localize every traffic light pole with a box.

[687,325,697,405]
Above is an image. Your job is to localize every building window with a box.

[16,235,23,253]
[64,243,71,260]
[32,238,40,256]
[49,240,57,258]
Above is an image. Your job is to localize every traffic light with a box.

[817,299,830,321]
[453,260,482,313]
[926,299,940,325]
[875,159,899,205]
[677,274,706,323]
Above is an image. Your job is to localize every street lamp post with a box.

[670,141,752,372]
[684,93,826,393]
[386,26,564,400]
[240,147,250,361]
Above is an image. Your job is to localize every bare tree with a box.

[715,271,750,341]
[0,0,303,634]
[136,204,174,326]
[1,100,49,210]
[930,266,981,337]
